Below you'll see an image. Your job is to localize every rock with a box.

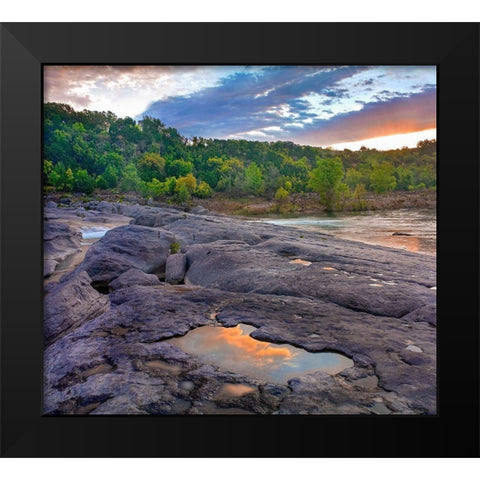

[190,206,209,215]
[44,259,57,277]
[109,268,161,291]
[76,224,175,286]
[165,254,187,284]
[43,221,82,276]
[402,303,436,326]
[44,270,110,342]
[43,201,437,415]
[405,345,423,353]
[45,200,58,209]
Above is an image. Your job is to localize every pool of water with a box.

[170,323,353,384]
[80,226,112,240]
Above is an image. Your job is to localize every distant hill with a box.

[43,102,436,209]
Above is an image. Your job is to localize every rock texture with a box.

[43,201,436,415]
[43,221,82,276]
[165,254,187,284]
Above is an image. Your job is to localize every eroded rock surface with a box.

[44,201,436,415]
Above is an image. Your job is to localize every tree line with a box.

[43,102,436,211]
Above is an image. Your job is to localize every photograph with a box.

[42,64,437,416]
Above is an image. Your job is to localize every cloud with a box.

[293,88,436,147]
[45,65,437,148]
[44,65,238,117]
[141,66,366,137]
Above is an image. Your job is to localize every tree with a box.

[73,169,95,194]
[308,157,344,211]
[350,183,368,211]
[194,181,213,198]
[176,173,197,193]
[47,162,74,191]
[95,175,109,190]
[274,186,290,212]
[136,152,166,182]
[174,183,191,203]
[243,162,265,195]
[395,165,413,191]
[370,162,397,193]
[97,152,124,174]
[345,167,363,189]
[165,158,193,178]
[120,163,143,192]
[102,165,119,189]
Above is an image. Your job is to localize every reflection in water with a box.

[170,323,353,384]
[258,208,436,255]
[214,383,256,400]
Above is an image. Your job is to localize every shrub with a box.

[170,241,181,254]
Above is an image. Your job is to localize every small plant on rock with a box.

[170,241,181,254]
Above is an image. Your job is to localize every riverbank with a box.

[44,188,436,218]
[43,200,436,415]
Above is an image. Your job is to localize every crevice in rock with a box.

[90,281,110,295]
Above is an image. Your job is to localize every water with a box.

[170,323,353,384]
[258,208,436,255]
[80,226,112,240]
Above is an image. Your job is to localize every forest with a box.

[43,102,436,211]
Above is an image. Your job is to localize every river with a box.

[255,208,436,256]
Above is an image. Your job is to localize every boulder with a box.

[43,221,82,276]
[190,206,209,215]
[78,224,175,286]
[165,254,187,284]
[109,268,161,291]
[44,270,110,342]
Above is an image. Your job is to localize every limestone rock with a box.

[165,254,187,284]
[109,268,161,291]
[44,270,110,342]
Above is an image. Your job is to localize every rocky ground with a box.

[43,200,436,415]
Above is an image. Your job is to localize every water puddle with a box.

[214,383,256,400]
[170,323,353,384]
[289,259,312,266]
[80,226,111,240]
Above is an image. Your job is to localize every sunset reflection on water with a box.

[170,323,353,383]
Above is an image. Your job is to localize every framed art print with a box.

[1,22,479,457]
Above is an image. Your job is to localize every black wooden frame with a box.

[1,23,478,457]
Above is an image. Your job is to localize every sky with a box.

[44,65,436,150]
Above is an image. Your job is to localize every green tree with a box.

[97,152,124,174]
[217,158,244,194]
[194,181,213,198]
[176,173,197,193]
[120,163,143,192]
[395,165,413,191]
[95,175,109,190]
[274,186,290,213]
[136,152,166,182]
[350,183,368,211]
[370,162,397,193]
[73,169,95,194]
[174,183,191,203]
[308,157,344,211]
[48,162,74,191]
[166,158,193,178]
[345,167,363,189]
[102,165,119,189]
[243,162,265,195]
